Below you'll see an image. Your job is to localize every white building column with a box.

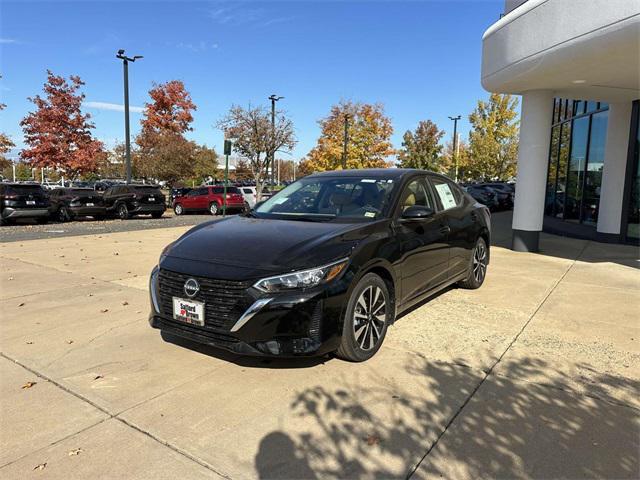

[597,102,633,238]
[512,90,554,252]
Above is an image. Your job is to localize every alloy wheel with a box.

[209,203,218,215]
[353,285,386,351]
[58,207,69,222]
[473,241,487,283]
[118,204,128,219]
[174,204,183,215]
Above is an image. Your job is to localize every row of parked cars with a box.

[461,182,515,211]
[0,182,167,225]
[0,181,270,226]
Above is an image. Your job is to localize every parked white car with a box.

[239,186,272,208]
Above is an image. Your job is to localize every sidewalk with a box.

[0,212,638,479]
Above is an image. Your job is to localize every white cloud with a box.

[0,38,19,44]
[84,101,144,113]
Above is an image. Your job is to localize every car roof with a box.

[306,168,442,179]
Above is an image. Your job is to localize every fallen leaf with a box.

[93,375,103,381]
[22,381,37,389]
[88,293,94,297]
[113,252,119,256]
[18,302,25,307]
[68,448,83,456]
[26,341,33,345]
[122,301,129,306]
[33,463,47,471]
[100,309,109,313]
[8,276,14,281]
[66,340,74,344]
[365,434,380,446]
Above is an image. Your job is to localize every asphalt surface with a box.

[0,212,219,242]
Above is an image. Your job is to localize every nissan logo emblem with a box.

[184,278,199,298]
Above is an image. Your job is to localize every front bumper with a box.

[148,266,349,357]
[131,204,166,214]
[2,208,50,219]
[69,206,107,216]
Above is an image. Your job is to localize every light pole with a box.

[268,94,284,185]
[116,49,143,184]
[342,114,350,169]
[448,115,461,182]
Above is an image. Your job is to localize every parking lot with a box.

[0,211,638,479]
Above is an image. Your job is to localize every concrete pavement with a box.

[1,212,638,479]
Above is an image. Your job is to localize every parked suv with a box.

[0,183,51,225]
[49,187,107,222]
[238,186,273,208]
[173,186,245,215]
[102,184,166,219]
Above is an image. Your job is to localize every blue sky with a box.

[1,0,503,160]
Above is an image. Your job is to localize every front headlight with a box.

[254,258,349,293]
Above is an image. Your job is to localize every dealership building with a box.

[481,0,639,251]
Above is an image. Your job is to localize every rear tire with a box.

[458,237,488,290]
[336,273,391,362]
[174,204,184,216]
[209,202,219,216]
[117,203,130,220]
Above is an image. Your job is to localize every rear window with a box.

[6,185,45,195]
[211,186,239,194]
[133,185,161,192]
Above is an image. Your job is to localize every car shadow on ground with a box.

[252,354,640,479]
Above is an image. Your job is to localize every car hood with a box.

[163,215,380,277]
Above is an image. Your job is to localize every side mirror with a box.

[401,205,435,220]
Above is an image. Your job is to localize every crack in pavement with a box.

[406,240,591,479]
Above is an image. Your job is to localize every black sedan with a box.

[150,169,491,362]
[49,187,107,221]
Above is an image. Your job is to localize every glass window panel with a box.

[586,101,598,113]
[565,99,573,119]
[553,99,560,124]
[554,122,571,218]
[581,111,608,225]
[545,125,561,216]
[599,102,609,110]
[574,100,586,116]
[565,117,589,222]
[627,105,640,239]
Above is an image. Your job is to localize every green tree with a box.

[192,145,218,181]
[397,120,444,171]
[467,93,519,181]
[304,100,394,172]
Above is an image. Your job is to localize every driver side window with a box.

[398,178,435,214]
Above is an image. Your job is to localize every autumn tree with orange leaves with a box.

[20,71,104,179]
[300,101,394,174]
[135,80,198,183]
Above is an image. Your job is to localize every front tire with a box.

[174,203,184,216]
[117,203,130,220]
[336,273,391,362]
[458,237,488,290]
[209,202,219,216]
[58,206,72,222]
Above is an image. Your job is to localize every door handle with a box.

[439,225,451,235]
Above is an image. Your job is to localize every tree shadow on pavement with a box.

[254,354,640,479]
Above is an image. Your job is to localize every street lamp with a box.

[116,49,143,184]
[268,94,284,185]
[342,114,350,169]
[448,115,461,182]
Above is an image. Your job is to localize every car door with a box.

[429,176,475,279]
[103,187,115,210]
[393,176,451,305]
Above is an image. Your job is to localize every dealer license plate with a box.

[172,297,205,326]
[148,197,155,202]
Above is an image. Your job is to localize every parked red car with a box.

[173,186,246,216]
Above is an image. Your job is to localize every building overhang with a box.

[481,0,640,102]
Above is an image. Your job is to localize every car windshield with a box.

[69,188,94,195]
[254,175,396,222]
